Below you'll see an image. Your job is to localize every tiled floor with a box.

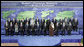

[1,43,19,46]
[1,43,83,46]
[61,43,83,46]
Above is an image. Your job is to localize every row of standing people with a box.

[5,17,78,36]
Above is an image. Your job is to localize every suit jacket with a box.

[67,24,72,31]
[19,24,24,31]
[35,19,39,24]
[73,19,78,26]
[54,24,59,31]
[52,19,57,24]
[41,19,45,29]
[46,19,51,28]
[25,24,29,31]
[62,25,66,31]
[4,24,9,30]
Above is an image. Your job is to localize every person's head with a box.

[51,22,54,25]
[6,21,8,25]
[65,18,67,22]
[57,22,59,26]
[45,22,46,25]
[74,18,77,22]
[6,21,7,24]
[20,22,22,26]
[15,23,17,25]
[71,17,73,20]
[8,18,10,20]
[27,22,28,24]
[21,19,24,21]
[63,22,65,26]
[69,22,71,26]
[21,19,23,20]
[53,18,55,19]
[75,18,77,20]
[32,18,33,20]
[37,17,38,19]
[10,22,12,26]
[65,17,67,19]
[17,19,19,21]
[13,18,15,21]
[61,18,63,21]
[8,18,10,21]
[27,18,28,20]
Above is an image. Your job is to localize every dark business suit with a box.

[44,23,47,36]
[67,23,72,35]
[41,19,45,31]
[54,24,59,36]
[52,19,57,27]
[46,19,51,31]
[4,23,9,36]
[25,23,30,35]
[19,24,24,35]
[9,25,14,36]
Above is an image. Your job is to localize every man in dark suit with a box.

[44,22,47,36]
[9,22,14,36]
[12,18,16,25]
[54,22,59,36]
[20,19,25,34]
[73,18,78,31]
[35,17,40,35]
[59,19,63,33]
[35,17,39,24]
[64,18,68,31]
[67,22,72,35]
[41,18,45,34]
[62,22,66,35]
[52,18,57,27]
[24,18,29,24]
[25,22,30,36]
[19,22,24,35]
[36,22,40,35]
[46,18,51,31]
[69,17,74,31]
[4,21,9,36]
[30,18,35,35]
[7,18,11,27]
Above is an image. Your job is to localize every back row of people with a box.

[5,17,78,36]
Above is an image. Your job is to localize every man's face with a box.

[57,22,59,26]
[75,18,77,21]
[10,22,12,26]
[27,22,28,24]
[8,18,10,21]
[17,19,19,21]
[37,17,38,20]
[6,22,8,25]
[69,22,71,26]
[27,18,28,20]
[13,18,15,20]
[71,17,73,20]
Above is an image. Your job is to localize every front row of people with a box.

[4,17,78,36]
